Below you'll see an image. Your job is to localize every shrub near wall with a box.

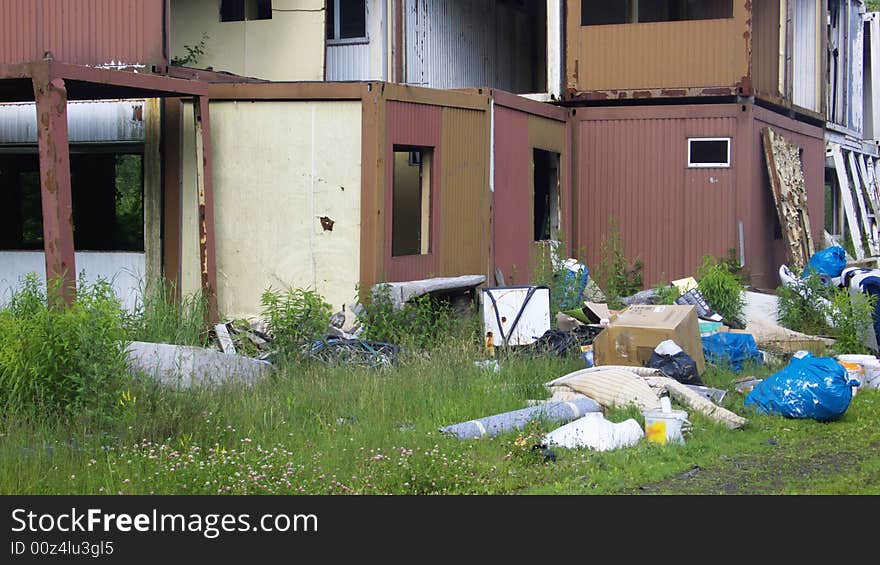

[0,274,130,426]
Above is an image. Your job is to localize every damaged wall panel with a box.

[762,127,816,273]
[180,100,363,318]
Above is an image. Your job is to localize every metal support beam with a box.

[192,96,218,323]
[32,70,76,307]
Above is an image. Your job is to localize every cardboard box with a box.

[592,304,706,374]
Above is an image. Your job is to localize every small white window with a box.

[688,138,731,168]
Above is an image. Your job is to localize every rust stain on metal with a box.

[319,216,335,232]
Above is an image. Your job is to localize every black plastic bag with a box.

[647,339,703,385]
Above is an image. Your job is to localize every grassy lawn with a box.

[2,334,878,495]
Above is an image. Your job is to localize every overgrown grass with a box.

[2,327,878,495]
[125,278,208,346]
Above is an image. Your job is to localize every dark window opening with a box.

[392,146,432,257]
[581,0,733,26]
[0,152,144,252]
[688,138,730,168]
[327,0,367,41]
[220,0,272,22]
[533,149,560,242]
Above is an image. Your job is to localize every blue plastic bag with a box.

[801,246,846,279]
[702,332,763,372]
[559,259,589,310]
[744,353,854,421]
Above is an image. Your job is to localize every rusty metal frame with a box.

[0,60,215,313]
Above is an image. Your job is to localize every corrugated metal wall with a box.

[385,100,443,281]
[439,105,488,276]
[0,0,166,67]
[571,3,748,92]
[383,98,488,282]
[404,0,541,93]
[0,100,146,144]
[849,0,865,132]
[326,42,372,81]
[493,105,531,283]
[575,106,738,287]
[792,0,822,113]
[749,106,825,287]
[752,0,781,101]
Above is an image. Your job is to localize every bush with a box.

[776,276,834,336]
[595,218,643,309]
[358,284,455,350]
[0,274,130,426]
[696,255,745,322]
[828,289,876,355]
[260,287,333,359]
[653,280,681,305]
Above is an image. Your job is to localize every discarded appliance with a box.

[592,305,706,374]
[744,352,855,421]
[438,398,602,440]
[543,413,644,451]
[701,332,764,372]
[481,286,550,347]
[647,339,703,385]
[126,341,272,389]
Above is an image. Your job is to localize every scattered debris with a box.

[438,398,602,440]
[305,337,400,368]
[543,412,644,451]
[376,275,485,310]
[744,351,854,421]
[643,408,689,445]
[481,285,551,347]
[701,332,764,372]
[763,127,815,273]
[684,385,727,405]
[524,326,603,358]
[473,359,500,372]
[734,377,763,394]
[592,304,707,374]
[647,339,703,386]
[214,322,236,355]
[126,341,272,389]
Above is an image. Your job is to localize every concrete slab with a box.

[126,341,272,388]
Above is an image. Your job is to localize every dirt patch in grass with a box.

[634,438,880,495]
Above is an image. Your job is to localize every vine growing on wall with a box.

[171,32,210,66]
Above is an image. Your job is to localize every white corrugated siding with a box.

[326,41,372,80]
[0,99,145,144]
[404,0,540,93]
[792,0,820,112]
[850,0,865,132]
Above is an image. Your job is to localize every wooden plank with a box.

[828,144,865,260]
[857,154,880,256]
[847,150,877,255]
[762,127,816,273]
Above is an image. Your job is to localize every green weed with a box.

[594,218,643,309]
[697,254,745,321]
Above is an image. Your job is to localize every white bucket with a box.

[643,409,688,445]
[836,354,877,395]
[863,359,880,390]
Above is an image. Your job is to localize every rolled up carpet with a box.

[438,398,602,440]
[546,367,662,412]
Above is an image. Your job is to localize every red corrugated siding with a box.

[0,0,165,67]
[576,106,738,288]
[493,105,531,284]
[385,100,443,282]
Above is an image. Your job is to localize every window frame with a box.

[687,137,731,169]
[326,0,369,45]
[219,0,273,23]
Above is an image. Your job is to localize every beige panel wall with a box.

[171,0,325,81]
[181,100,363,319]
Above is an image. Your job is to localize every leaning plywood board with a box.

[828,143,866,260]
[848,151,878,256]
[762,128,816,272]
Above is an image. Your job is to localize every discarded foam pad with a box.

[546,367,662,412]
[544,413,644,451]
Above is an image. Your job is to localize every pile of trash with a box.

[449,254,876,454]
